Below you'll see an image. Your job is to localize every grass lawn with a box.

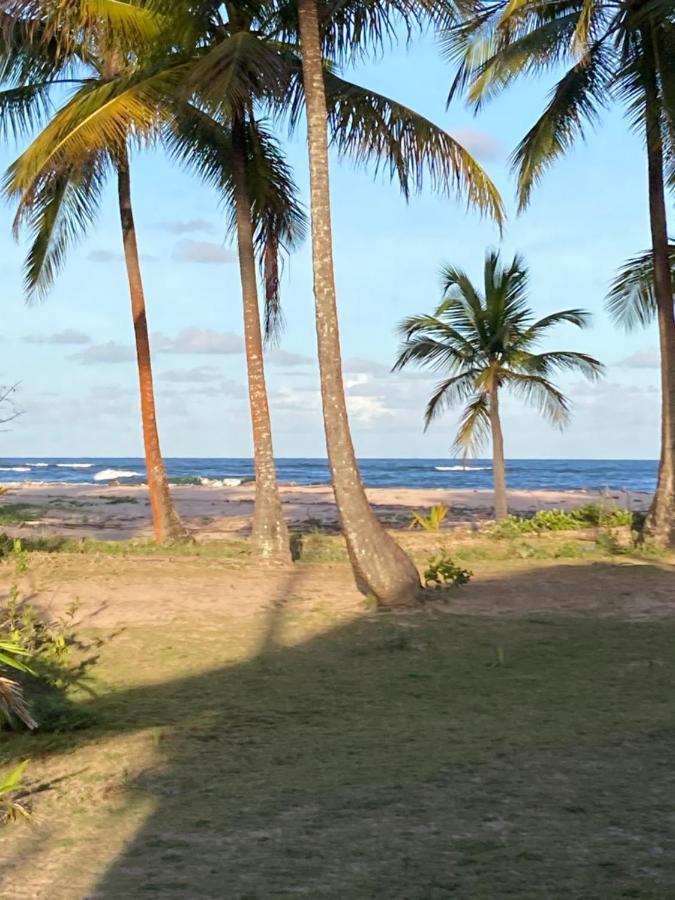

[1,545,674,898]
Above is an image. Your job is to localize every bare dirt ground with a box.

[15,550,675,629]
[0,482,652,540]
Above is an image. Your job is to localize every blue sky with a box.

[0,32,662,459]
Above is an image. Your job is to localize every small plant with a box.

[411,504,449,533]
[0,761,31,824]
[424,551,472,588]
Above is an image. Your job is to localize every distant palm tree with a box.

[394,251,603,519]
[444,0,675,543]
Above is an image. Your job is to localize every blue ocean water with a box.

[0,458,659,493]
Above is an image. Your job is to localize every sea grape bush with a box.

[490,505,633,538]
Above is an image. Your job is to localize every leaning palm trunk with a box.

[117,148,185,543]
[296,0,421,605]
[641,35,675,547]
[231,120,290,561]
[489,382,508,520]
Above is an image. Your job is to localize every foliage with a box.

[394,250,603,453]
[490,506,634,538]
[423,550,472,588]
[0,760,31,824]
[410,504,448,532]
[1,542,99,731]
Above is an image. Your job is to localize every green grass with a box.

[3,606,675,898]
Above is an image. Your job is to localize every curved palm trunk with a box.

[642,31,675,547]
[296,0,421,606]
[231,119,291,562]
[489,384,508,520]
[117,150,185,543]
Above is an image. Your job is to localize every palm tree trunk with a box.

[489,384,508,520]
[231,117,290,562]
[641,29,675,547]
[295,0,421,606]
[117,148,185,543]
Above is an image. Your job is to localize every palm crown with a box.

[394,250,603,454]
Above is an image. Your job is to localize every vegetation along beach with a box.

[0,1,674,898]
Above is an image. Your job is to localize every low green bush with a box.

[490,505,634,538]
[424,551,472,588]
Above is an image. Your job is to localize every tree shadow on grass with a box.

[6,564,675,898]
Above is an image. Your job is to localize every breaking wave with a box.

[435,465,491,472]
[93,469,141,482]
[56,463,93,469]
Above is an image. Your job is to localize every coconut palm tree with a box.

[284,0,505,605]
[444,0,675,543]
[394,250,603,519]
[0,2,187,543]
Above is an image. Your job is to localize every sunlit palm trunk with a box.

[489,383,508,520]
[232,120,290,561]
[642,30,675,547]
[296,0,421,606]
[117,149,185,543]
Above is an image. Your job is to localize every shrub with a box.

[410,504,448,533]
[490,505,634,538]
[424,551,472,588]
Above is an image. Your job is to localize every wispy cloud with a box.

[616,348,660,369]
[158,219,215,235]
[451,128,504,162]
[153,328,244,355]
[69,341,135,365]
[172,239,236,264]
[266,349,314,367]
[161,366,222,383]
[25,329,92,346]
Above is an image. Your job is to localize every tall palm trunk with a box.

[642,28,675,547]
[117,148,185,543]
[489,382,508,520]
[231,118,290,561]
[296,0,421,606]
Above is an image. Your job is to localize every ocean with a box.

[0,458,659,493]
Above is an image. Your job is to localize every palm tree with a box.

[394,250,603,519]
[0,2,187,543]
[289,0,504,605]
[444,0,675,543]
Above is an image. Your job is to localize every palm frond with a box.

[502,371,570,425]
[451,392,491,455]
[424,370,482,428]
[512,43,612,210]
[12,154,108,301]
[321,70,504,221]
[606,244,675,330]
[518,349,604,380]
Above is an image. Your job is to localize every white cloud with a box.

[161,366,222,383]
[616,347,660,369]
[343,357,390,376]
[87,249,120,263]
[172,239,236,264]
[25,329,92,346]
[153,328,244,355]
[266,349,314,367]
[451,128,504,162]
[159,219,215,235]
[69,341,135,365]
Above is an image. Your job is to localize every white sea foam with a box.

[198,476,246,487]
[93,469,140,482]
[56,463,93,469]
[435,465,491,472]
[23,463,49,468]
[0,466,31,473]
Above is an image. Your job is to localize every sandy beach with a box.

[0,481,653,541]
